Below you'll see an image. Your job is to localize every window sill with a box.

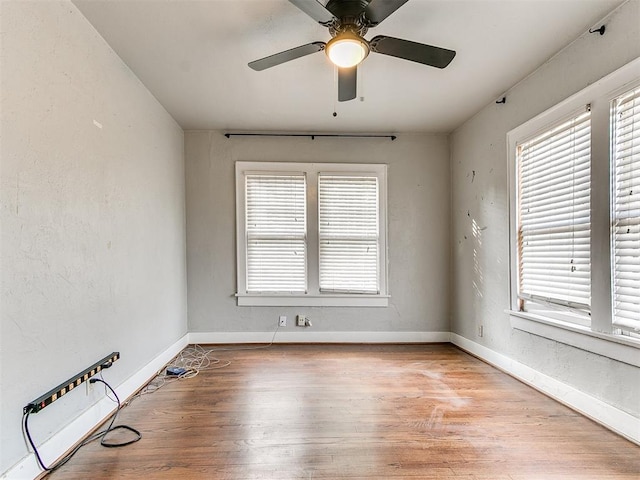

[236,294,390,307]
[508,310,640,367]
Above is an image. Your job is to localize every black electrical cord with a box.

[22,378,141,473]
[23,411,53,472]
[90,378,141,448]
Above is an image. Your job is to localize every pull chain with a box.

[332,66,338,117]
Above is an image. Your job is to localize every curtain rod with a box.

[224,133,396,140]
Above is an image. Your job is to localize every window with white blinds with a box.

[236,162,388,306]
[611,86,640,333]
[318,175,379,294]
[245,174,307,293]
[508,59,640,360]
[516,108,591,314]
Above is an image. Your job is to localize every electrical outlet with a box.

[86,378,94,395]
[478,325,484,337]
[297,315,306,327]
[279,315,287,327]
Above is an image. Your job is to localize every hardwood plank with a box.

[46,344,639,479]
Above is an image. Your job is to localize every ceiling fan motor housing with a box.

[326,0,370,37]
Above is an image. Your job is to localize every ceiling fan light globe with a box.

[326,37,369,68]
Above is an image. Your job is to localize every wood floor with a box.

[47,344,639,479]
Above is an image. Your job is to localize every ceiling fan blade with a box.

[248,42,326,71]
[364,0,409,26]
[288,0,337,25]
[338,66,357,102]
[370,35,456,69]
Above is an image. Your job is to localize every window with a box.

[318,175,380,294]
[516,108,592,325]
[245,174,307,293]
[508,57,640,365]
[236,162,388,307]
[611,86,640,334]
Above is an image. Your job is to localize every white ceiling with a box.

[73,0,624,133]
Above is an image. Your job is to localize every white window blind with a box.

[318,175,379,294]
[516,108,591,312]
[611,86,640,332]
[245,174,307,293]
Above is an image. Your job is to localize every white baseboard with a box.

[188,330,451,345]
[2,334,190,480]
[450,333,640,445]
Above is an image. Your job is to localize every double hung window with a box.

[611,86,640,334]
[236,162,388,307]
[508,57,640,363]
[318,175,380,294]
[515,108,592,325]
[245,174,307,293]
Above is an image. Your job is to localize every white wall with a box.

[450,0,640,417]
[0,1,187,475]
[185,132,450,338]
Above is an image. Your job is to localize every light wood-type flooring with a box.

[47,344,639,479]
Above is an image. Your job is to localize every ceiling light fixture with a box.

[325,32,370,68]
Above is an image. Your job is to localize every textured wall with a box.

[185,132,450,335]
[450,0,640,417]
[0,1,187,474]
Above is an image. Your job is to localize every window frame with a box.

[235,161,389,307]
[507,57,640,366]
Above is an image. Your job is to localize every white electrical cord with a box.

[124,322,282,406]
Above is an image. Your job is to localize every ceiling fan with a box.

[248,0,456,102]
